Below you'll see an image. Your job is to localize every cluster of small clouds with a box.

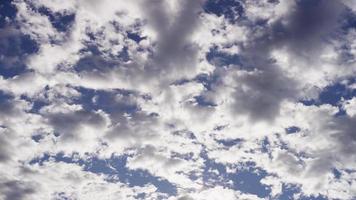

[0,0,355,199]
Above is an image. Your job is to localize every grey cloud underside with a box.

[139,0,203,79]
[0,180,35,200]
[228,0,349,121]
[74,0,204,82]
[47,110,106,139]
[232,67,298,121]
[0,135,11,162]
[0,27,38,78]
[0,0,356,199]
[328,115,356,155]
[269,0,346,56]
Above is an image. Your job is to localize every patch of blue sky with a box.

[215,138,244,147]
[193,95,217,107]
[171,152,195,161]
[0,63,27,79]
[0,0,17,28]
[27,135,336,200]
[0,34,38,78]
[300,78,356,116]
[194,73,220,91]
[200,150,271,198]
[73,87,140,115]
[341,11,356,33]
[230,168,271,198]
[20,94,49,114]
[118,46,130,62]
[318,79,356,106]
[29,153,177,196]
[53,192,72,200]
[285,126,301,134]
[202,154,231,188]
[74,53,120,73]
[0,89,12,100]
[30,134,43,143]
[0,0,39,79]
[171,69,222,92]
[74,45,129,72]
[277,183,328,200]
[261,137,271,154]
[80,27,130,61]
[332,168,342,179]
[203,0,244,24]
[276,184,301,200]
[35,6,75,33]
[206,47,242,68]
[78,43,102,55]
[127,31,146,43]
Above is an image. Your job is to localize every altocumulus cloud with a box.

[0,0,356,199]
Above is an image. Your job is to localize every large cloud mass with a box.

[0,0,355,199]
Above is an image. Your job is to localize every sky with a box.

[0,0,356,199]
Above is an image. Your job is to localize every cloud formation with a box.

[0,0,356,199]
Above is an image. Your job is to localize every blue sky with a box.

[0,0,356,199]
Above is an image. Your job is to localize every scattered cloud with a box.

[0,0,355,199]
